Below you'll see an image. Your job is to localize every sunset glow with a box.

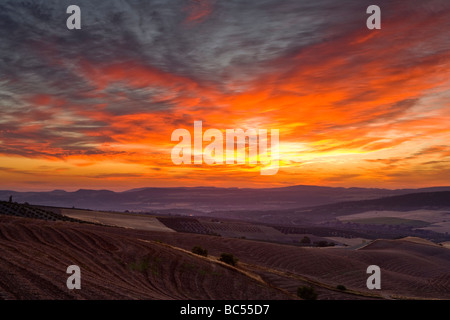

[0,0,449,191]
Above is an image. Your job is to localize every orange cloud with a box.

[2,5,449,190]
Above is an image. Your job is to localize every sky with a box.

[0,0,449,191]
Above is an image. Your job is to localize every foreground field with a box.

[131,230,450,300]
[1,215,450,300]
[0,216,290,300]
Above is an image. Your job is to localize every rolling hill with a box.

[1,209,450,299]
[205,191,450,225]
[0,215,291,300]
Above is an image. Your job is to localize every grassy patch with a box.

[129,258,150,272]
[129,256,162,275]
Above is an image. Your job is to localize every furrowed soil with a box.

[0,216,290,300]
[1,215,450,300]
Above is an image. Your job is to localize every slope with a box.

[0,216,291,300]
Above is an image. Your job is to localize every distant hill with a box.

[1,185,450,213]
[298,191,450,219]
[202,191,450,229]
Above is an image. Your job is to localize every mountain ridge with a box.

[1,185,450,213]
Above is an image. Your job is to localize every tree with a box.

[297,285,318,300]
[219,253,238,266]
[192,246,208,257]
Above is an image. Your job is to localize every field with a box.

[55,207,175,233]
[345,217,429,227]
[0,216,289,300]
[338,210,450,234]
[131,230,450,300]
[1,202,450,300]
[44,206,338,245]
[1,212,450,299]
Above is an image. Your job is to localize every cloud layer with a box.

[0,0,449,190]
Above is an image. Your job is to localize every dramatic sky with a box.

[0,0,449,191]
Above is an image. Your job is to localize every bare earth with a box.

[1,215,450,300]
[0,216,289,300]
[59,208,175,233]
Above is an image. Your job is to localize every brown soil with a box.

[0,216,291,300]
[1,215,450,300]
[116,229,450,300]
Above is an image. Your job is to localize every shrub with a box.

[297,285,318,300]
[315,240,329,247]
[300,236,311,244]
[336,285,347,291]
[219,253,238,266]
[192,246,208,257]
[314,240,336,247]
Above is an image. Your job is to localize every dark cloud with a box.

[414,146,450,157]
[325,173,360,182]
[88,173,144,179]
[0,166,35,175]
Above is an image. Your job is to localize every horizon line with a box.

[2,184,450,193]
